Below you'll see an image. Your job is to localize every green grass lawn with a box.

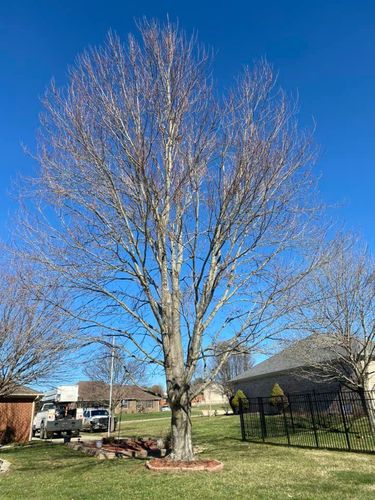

[1,415,375,499]
[117,404,228,422]
[118,411,168,421]
[242,413,375,453]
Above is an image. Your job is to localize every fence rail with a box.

[239,390,375,454]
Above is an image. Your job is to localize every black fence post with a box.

[307,393,319,448]
[239,398,246,441]
[338,391,351,451]
[288,398,296,434]
[282,402,291,446]
[313,390,322,427]
[258,397,267,441]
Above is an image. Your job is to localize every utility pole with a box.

[108,335,115,437]
[203,359,212,417]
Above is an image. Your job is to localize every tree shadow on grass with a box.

[334,470,375,485]
[2,443,98,472]
[2,442,150,477]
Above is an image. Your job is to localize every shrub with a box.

[269,383,288,413]
[0,426,16,445]
[231,390,247,414]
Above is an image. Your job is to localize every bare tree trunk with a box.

[170,393,194,461]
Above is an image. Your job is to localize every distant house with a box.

[77,381,161,414]
[0,386,41,443]
[231,336,375,398]
[192,382,228,406]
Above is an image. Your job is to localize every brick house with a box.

[77,381,161,414]
[0,386,41,444]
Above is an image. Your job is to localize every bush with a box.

[231,390,247,414]
[269,383,288,413]
[0,426,16,445]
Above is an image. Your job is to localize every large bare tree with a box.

[21,20,323,459]
[0,261,75,397]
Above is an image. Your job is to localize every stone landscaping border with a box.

[66,438,167,460]
[0,447,224,473]
[146,458,224,472]
[0,458,11,473]
[65,440,221,470]
[66,442,116,460]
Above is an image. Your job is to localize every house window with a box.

[145,400,154,409]
[121,399,129,409]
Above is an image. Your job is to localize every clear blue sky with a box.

[1,0,374,248]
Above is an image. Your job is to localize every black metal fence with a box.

[239,390,375,453]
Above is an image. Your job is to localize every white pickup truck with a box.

[82,407,112,432]
[33,385,83,439]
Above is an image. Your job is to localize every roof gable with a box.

[1,385,41,398]
[231,335,341,382]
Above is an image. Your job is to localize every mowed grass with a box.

[117,404,227,422]
[1,416,375,499]
[117,411,168,422]
[243,414,375,453]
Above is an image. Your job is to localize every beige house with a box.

[192,382,228,406]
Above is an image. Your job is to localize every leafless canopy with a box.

[22,19,323,459]
[289,237,375,395]
[211,341,253,399]
[84,344,145,409]
[0,261,75,397]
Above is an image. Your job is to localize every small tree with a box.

[269,383,288,413]
[212,342,253,400]
[0,260,74,396]
[289,236,375,431]
[84,344,144,412]
[148,384,165,397]
[231,389,247,414]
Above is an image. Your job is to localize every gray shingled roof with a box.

[231,335,339,382]
[77,381,161,402]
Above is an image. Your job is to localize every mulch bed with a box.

[102,438,162,457]
[67,437,166,460]
[146,458,224,472]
